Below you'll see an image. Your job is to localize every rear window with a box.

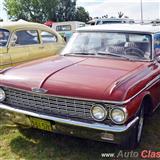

[14,30,40,45]
[41,31,57,43]
[0,29,10,46]
[56,25,71,31]
[102,21,123,24]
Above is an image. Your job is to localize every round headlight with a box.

[110,108,127,124]
[91,105,107,121]
[0,88,5,102]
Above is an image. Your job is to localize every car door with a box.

[0,29,12,70]
[153,33,160,106]
[8,30,30,66]
[39,30,64,58]
[19,29,43,61]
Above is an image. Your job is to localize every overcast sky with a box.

[0,0,160,21]
[77,0,160,20]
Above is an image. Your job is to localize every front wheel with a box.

[119,105,144,149]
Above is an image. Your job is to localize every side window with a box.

[14,30,40,45]
[41,31,57,43]
[0,29,10,47]
[154,34,160,56]
[129,34,150,43]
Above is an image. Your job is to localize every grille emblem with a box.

[32,88,48,94]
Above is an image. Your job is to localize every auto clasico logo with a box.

[101,150,160,159]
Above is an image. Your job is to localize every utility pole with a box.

[140,0,144,23]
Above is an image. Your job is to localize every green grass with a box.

[0,108,160,160]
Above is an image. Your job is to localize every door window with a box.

[0,29,10,47]
[154,33,160,56]
[41,31,57,43]
[14,30,40,46]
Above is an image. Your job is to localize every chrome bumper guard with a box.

[0,103,139,133]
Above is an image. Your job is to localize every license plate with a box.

[29,117,53,132]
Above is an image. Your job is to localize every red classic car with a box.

[0,24,160,149]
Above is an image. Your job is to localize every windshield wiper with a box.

[97,52,132,61]
[64,52,96,56]
[64,52,133,61]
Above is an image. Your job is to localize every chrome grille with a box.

[2,87,106,122]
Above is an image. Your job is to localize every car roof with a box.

[77,24,160,34]
[0,20,53,32]
[97,18,134,21]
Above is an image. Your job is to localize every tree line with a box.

[4,0,90,23]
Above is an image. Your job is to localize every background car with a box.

[87,18,135,25]
[0,20,65,70]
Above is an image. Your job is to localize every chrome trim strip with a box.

[0,85,123,104]
[151,34,154,61]
[0,74,160,105]
[125,74,160,102]
[63,54,151,62]
[109,67,151,95]
[0,103,139,133]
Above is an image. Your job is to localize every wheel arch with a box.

[140,94,153,116]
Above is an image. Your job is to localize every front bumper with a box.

[0,103,139,144]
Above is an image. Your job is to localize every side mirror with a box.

[156,55,160,63]
[155,48,160,62]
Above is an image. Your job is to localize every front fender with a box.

[125,91,151,121]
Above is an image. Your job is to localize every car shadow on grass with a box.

[10,127,117,160]
[1,107,160,160]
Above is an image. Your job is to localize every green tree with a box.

[75,7,89,22]
[55,0,76,22]
[4,0,77,22]
[4,0,59,22]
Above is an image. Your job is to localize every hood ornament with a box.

[32,87,48,94]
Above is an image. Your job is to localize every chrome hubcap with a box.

[137,109,144,142]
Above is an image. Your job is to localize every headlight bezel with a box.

[90,104,107,121]
[110,107,128,124]
[0,88,6,102]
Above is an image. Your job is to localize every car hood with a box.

[1,56,147,101]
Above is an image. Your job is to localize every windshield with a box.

[0,29,10,47]
[62,32,152,61]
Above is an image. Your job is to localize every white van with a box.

[52,21,85,41]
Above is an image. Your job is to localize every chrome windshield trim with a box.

[0,103,139,133]
[62,54,152,62]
